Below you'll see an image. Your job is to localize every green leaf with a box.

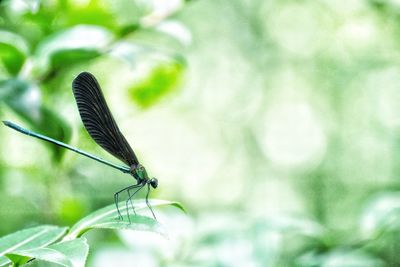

[63,4,115,30]
[0,79,41,119]
[316,249,385,267]
[49,238,89,267]
[0,30,29,75]
[6,238,89,267]
[0,79,72,161]
[107,0,150,29]
[155,20,192,47]
[360,192,400,240]
[50,49,101,70]
[129,61,184,108]
[0,225,67,267]
[109,42,147,67]
[33,25,113,74]
[130,21,192,50]
[137,0,185,27]
[64,199,185,240]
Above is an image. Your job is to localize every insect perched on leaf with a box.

[3,72,158,222]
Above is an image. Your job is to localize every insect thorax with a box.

[130,163,149,184]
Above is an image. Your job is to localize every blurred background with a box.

[1,0,400,266]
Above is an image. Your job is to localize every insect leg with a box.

[114,185,137,221]
[145,183,157,220]
[126,185,144,223]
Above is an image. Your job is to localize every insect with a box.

[3,72,158,221]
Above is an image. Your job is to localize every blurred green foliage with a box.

[130,61,183,108]
[2,0,400,266]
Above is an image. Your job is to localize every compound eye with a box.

[150,178,158,189]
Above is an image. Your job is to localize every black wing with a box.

[72,72,139,166]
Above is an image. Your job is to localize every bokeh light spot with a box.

[261,101,326,169]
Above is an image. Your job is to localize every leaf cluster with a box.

[0,200,184,267]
